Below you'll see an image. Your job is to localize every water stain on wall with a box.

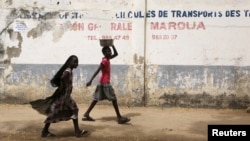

[133,53,144,64]
[52,21,71,42]
[159,92,250,109]
[7,29,22,58]
[27,22,53,38]
[0,3,250,108]
[4,0,13,5]
[0,8,60,99]
[0,43,5,61]
[1,8,60,62]
[0,9,23,66]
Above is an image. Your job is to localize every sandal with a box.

[82,116,95,121]
[117,117,131,124]
[41,131,55,138]
[76,129,88,138]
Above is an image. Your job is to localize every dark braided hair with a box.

[50,55,78,87]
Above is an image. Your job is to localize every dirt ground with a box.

[0,104,250,141]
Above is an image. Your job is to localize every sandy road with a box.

[0,104,250,141]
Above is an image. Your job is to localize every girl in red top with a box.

[82,45,130,124]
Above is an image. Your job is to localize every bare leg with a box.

[73,119,88,137]
[112,100,130,124]
[72,110,80,132]
[82,100,97,121]
[43,123,50,133]
[41,123,55,137]
[112,100,122,118]
[72,119,79,131]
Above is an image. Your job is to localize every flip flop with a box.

[76,129,88,138]
[118,117,131,124]
[82,116,95,121]
[41,131,55,138]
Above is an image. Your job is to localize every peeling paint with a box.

[4,0,13,6]
[0,1,250,109]
[0,43,5,59]
[52,21,70,42]
[133,53,144,64]
[159,92,250,109]
[6,29,23,59]
[27,22,54,38]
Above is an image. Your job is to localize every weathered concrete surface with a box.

[1,1,250,108]
[0,64,250,109]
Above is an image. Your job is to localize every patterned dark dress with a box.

[30,68,78,123]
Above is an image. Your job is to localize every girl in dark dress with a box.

[30,55,87,138]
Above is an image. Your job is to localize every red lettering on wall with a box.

[72,22,84,31]
[111,22,132,30]
[150,21,205,30]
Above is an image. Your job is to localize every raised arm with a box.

[110,45,118,59]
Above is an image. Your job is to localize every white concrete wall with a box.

[146,0,250,66]
[1,1,249,65]
[0,0,250,108]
